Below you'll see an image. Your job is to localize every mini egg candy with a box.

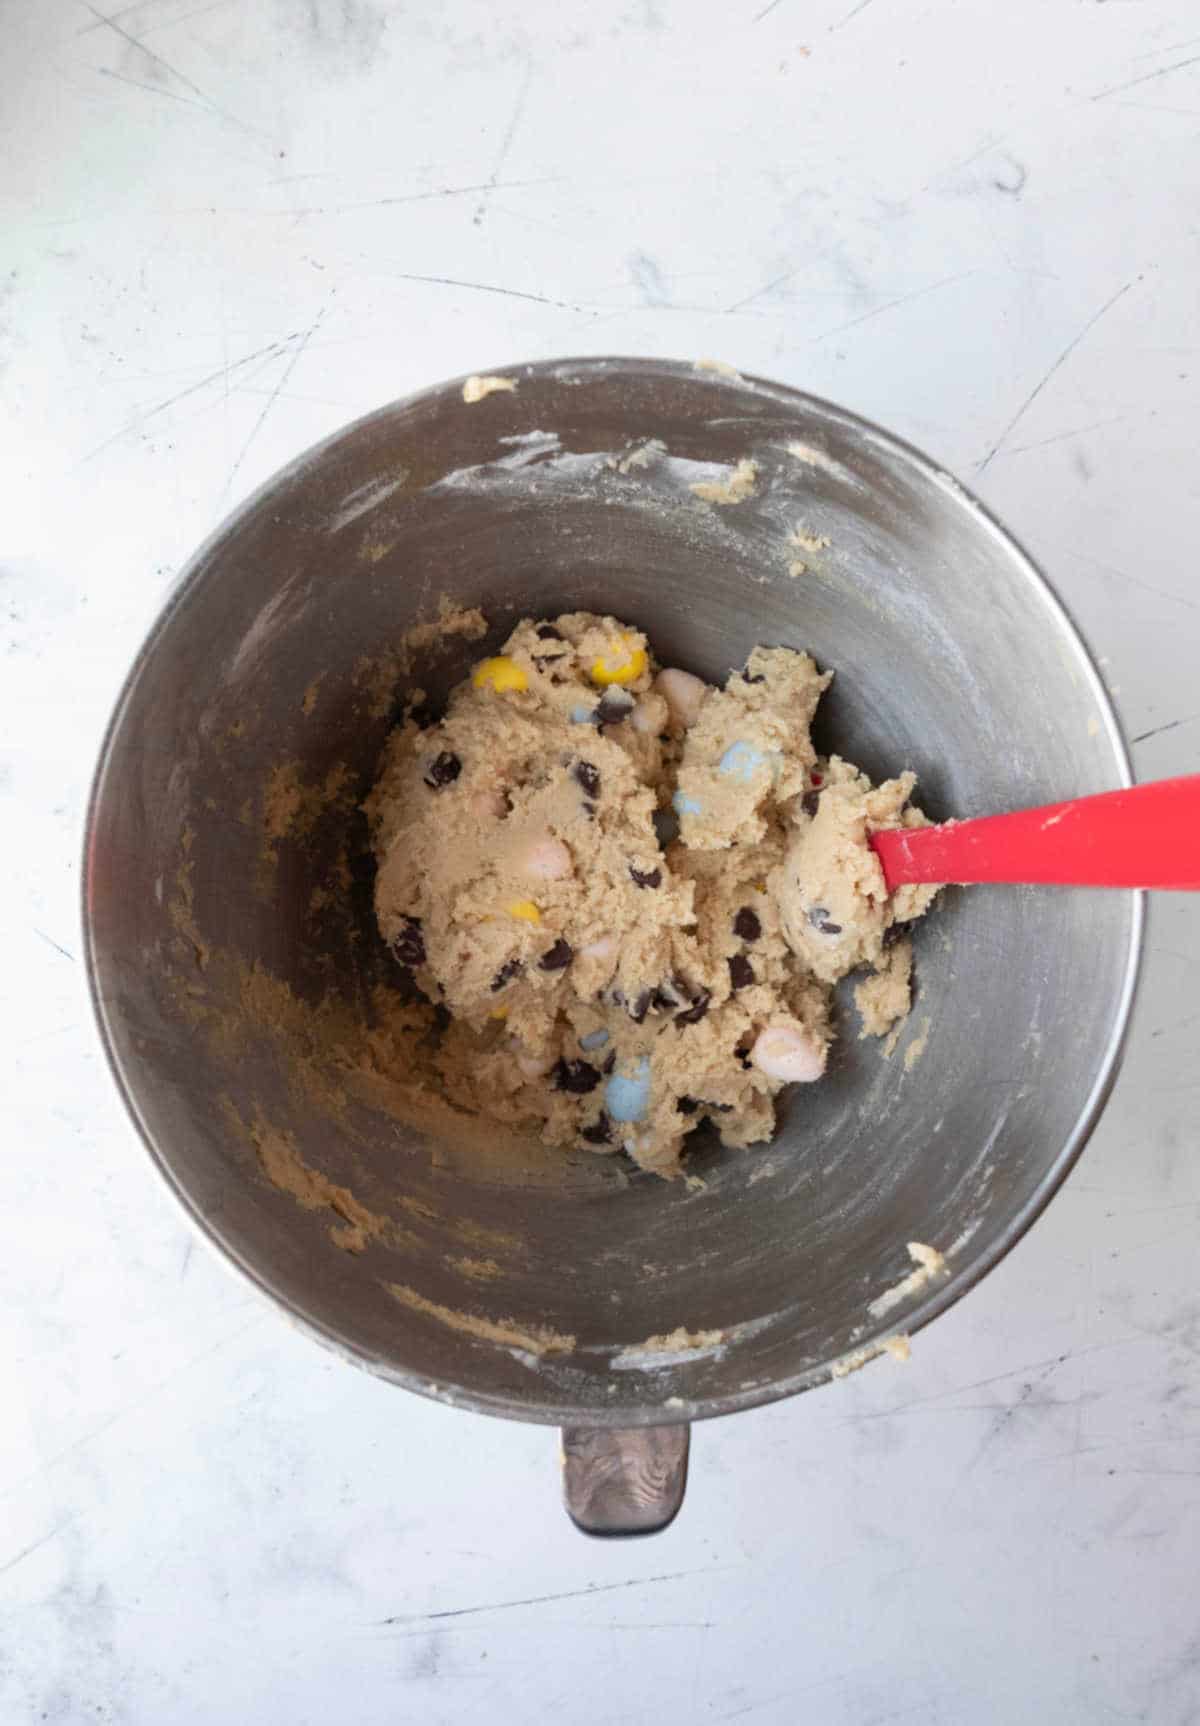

[655,667,708,729]
[750,1025,826,1083]
[579,1028,610,1052]
[717,739,768,783]
[580,932,617,961]
[672,789,703,817]
[519,835,573,881]
[589,635,648,687]
[605,1056,651,1123]
[570,704,596,724]
[631,692,669,735]
[506,899,542,923]
[513,1041,557,1079]
[470,787,509,821]
[473,656,528,694]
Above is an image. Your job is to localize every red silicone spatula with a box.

[870,773,1200,892]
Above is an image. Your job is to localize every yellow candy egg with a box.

[489,1006,509,1021]
[473,656,528,694]
[589,636,648,687]
[506,899,542,924]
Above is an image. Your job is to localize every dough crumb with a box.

[462,374,518,404]
[868,1240,948,1320]
[831,1333,911,1377]
[387,1282,575,1355]
[691,457,759,505]
[695,357,742,379]
[903,1014,931,1071]
[609,437,667,474]
[789,524,831,555]
[854,937,913,1038]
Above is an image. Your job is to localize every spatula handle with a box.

[871,773,1200,891]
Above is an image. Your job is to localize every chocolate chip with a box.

[596,689,634,726]
[580,1112,612,1145]
[583,799,597,820]
[807,905,843,935]
[536,623,564,641]
[392,917,425,967]
[802,790,820,818]
[628,988,653,1024]
[630,864,662,890]
[883,920,910,949]
[735,1043,753,1070]
[742,670,765,684]
[573,760,601,799]
[553,1058,600,1095]
[652,986,677,1012]
[603,1051,616,1074]
[728,953,755,991]
[733,906,761,941]
[677,1095,700,1115]
[490,958,523,992]
[674,990,711,1027]
[424,751,461,789]
[539,938,574,972]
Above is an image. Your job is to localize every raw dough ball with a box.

[365,613,938,1177]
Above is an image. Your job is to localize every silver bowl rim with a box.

[81,355,1145,1428]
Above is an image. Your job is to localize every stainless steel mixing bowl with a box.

[83,357,1141,1533]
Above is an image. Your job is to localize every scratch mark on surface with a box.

[725,268,797,313]
[378,1568,727,1626]
[1003,415,1128,456]
[753,0,786,21]
[81,0,217,103]
[75,0,234,32]
[1052,543,1199,614]
[1091,52,1200,102]
[382,272,578,311]
[976,276,1139,473]
[80,338,290,461]
[226,303,329,490]
[813,272,974,340]
[0,1519,77,1580]
[279,177,560,218]
[33,928,77,962]
[1130,713,1199,746]
[474,60,533,227]
[1,1313,269,1505]
[82,0,272,142]
[829,0,876,30]
[95,65,205,106]
[962,1357,1068,1473]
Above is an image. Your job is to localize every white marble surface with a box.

[4,1,1200,1720]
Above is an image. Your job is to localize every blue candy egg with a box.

[717,739,767,783]
[579,1028,610,1051]
[672,790,703,817]
[605,1056,651,1123]
[570,704,595,724]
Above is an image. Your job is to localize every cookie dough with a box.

[365,613,937,1176]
